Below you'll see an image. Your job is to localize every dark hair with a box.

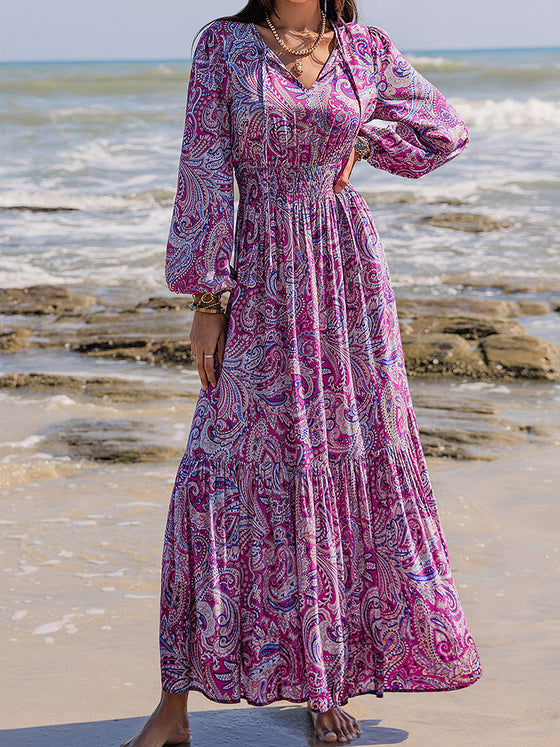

[195,1,358,48]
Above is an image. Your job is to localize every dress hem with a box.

[161,671,483,709]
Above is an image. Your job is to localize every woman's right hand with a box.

[190,310,228,391]
[334,148,359,194]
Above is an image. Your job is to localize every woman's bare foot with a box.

[120,692,190,747]
[307,701,362,743]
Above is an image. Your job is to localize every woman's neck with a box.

[271,1,323,33]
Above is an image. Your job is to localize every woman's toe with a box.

[344,722,357,739]
[312,716,340,743]
[321,730,339,743]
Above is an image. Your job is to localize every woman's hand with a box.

[334,148,360,194]
[190,311,228,391]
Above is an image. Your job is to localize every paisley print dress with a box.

[160,19,482,710]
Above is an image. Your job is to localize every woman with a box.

[123,1,481,744]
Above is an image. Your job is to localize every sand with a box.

[1,443,559,746]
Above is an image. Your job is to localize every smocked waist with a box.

[235,163,341,201]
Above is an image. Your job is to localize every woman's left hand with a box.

[334,148,359,194]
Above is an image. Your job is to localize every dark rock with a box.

[0,328,31,352]
[413,394,496,416]
[408,314,526,341]
[72,338,194,365]
[402,331,560,381]
[396,297,521,319]
[0,205,78,212]
[363,192,464,206]
[520,424,559,437]
[44,418,180,463]
[362,191,417,205]
[33,304,195,349]
[0,373,192,402]
[432,197,465,206]
[401,333,488,377]
[136,296,194,311]
[73,338,152,354]
[412,387,557,458]
[423,212,510,232]
[516,301,551,315]
[420,426,523,460]
[0,285,95,315]
[479,334,560,380]
[153,341,195,365]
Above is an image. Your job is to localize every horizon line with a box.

[1,44,559,65]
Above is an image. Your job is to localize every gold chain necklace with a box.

[264,10,327,77]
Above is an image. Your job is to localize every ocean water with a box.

[0,45,559,306]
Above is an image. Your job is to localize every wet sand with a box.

[1,443,558,746]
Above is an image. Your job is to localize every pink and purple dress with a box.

[161,19,481,710]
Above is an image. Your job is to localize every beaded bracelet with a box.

[191,299,222,309]
[189,302,225,314]
[354,136,371,161]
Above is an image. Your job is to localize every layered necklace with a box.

[264,10,327,77]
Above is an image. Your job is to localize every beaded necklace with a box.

[264,11,327,77]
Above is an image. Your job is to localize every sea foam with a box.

[455,97,560,130]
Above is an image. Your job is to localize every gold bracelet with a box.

[188,303,225,314]
[193,291,224,305]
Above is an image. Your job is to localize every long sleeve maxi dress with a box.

[161,19,482,710]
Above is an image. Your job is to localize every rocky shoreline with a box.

[1,284,559,463]
[2,284,559,380]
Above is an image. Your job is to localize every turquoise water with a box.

[0,46,559,304]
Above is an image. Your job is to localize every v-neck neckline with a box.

[250,21,341,93]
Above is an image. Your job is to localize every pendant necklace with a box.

[264,10,327,78]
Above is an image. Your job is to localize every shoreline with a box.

[2,284,559,382]
[1,283,559,469]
